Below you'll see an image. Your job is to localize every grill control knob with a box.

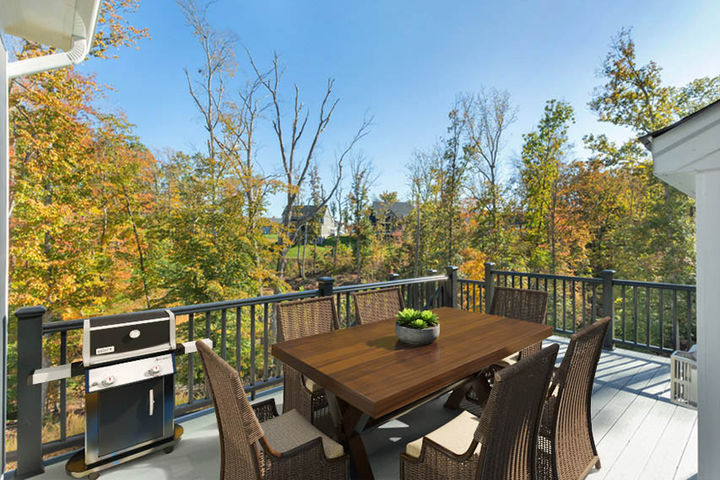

[102,376,115,387]
[129,329,141,339]
[148,365,161,376]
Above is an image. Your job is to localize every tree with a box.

[329,184,347,271]
[438,105,469,265]
[347,156,376,281]
[462,89,516,230]
[247,53,371,283]
[519,99,575,273]
[587,28,720,282]
[9,1,150,318]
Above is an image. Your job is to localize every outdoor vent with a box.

[670,345,697,409]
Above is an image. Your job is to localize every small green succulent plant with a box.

[396,308,439,329]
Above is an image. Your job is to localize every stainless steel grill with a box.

[32,309,208,480]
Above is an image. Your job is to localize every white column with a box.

[0,39,9,477]
[696,169,720,479]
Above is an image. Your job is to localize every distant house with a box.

[371,201,412,237]
[284,205,338,242]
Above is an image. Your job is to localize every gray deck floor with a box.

[35,338,697,480]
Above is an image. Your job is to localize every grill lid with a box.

[83,309,176,367]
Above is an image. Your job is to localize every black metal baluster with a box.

[336,293,343,327]
[235,307,242,374]
[250,305,256,400]
[220,309,227,360]
[60,331,67,441]
[673,290,679,351]
[263,303,269,381]
[581,282,586,331]
[188,313,194,404]
[562,279,567,331]
[686,291,693,347]
[633,286,639,345]
[346,293,351,327]
[645,287,651,349]
[553,278,557,330]
[571,280,576,331]
[591,284,598,323]
[659,289,664,353]
[205,311,211,341]
[621,285,627,343]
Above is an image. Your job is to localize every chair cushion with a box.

[304,377,323,393]
[262,409,344,459]
[496,352,519,367]
[405,410,483,459]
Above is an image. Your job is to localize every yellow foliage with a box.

[460,248,487,280]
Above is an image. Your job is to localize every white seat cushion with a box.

[304,377,323,393]
[262,409,344,459]
[405,410,483,459]
[497,352,519,367]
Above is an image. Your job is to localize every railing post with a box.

[426,269,438,309]
[484,262,496,313]
[444,266,459,308]
[387,273,400,281]
[318,276,334,297]
[600,270,615,350]
[15,306,47,478]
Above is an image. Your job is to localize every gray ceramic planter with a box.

[395,323,440,346]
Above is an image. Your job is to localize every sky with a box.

[75,0,720,216]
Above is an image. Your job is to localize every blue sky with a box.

[79,0,720,215]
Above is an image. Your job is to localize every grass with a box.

[264,235,353,260]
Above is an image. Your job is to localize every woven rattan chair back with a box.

[276,296,339,425]
[489,287,548,360]
[541,318,610,480]
[489,287,548,324]
[276,296,339,341]
[352,287,405,325]
[197,340,264,480]
[475,343,559,480]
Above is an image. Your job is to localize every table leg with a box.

[327,393,375,480]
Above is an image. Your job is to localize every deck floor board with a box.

[32,337,697,480]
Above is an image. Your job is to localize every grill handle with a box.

[149,388,155,416]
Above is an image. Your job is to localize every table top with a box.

[271,307,553,418]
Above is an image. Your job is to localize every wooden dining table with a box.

[271,306,553,479]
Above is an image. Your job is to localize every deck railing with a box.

[10,270,450,477]
[458,262,697,355]
[10,262,696,477]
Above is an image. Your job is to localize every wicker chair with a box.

[538,318,611,480]
[490,287,549,362]
[196,341,348,480]
[352,287,405,325]
[446,287,549,410]
[401,344,559,480]
[276,297,339,432]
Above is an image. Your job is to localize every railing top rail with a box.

[457,279,486,285]
[493,270,603,284]
[39,274,448,335]
[332,274,447,293]
[41,289,321,334]
[612,278,696,291]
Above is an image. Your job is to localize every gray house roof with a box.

[372,201,412,218]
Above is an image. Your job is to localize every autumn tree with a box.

[519,99,575,273]
[438,106,469,265]
[9,0,149,318]
[587,28,720,282]
[347,156,376,281]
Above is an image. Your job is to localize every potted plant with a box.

[395,308,440,346]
